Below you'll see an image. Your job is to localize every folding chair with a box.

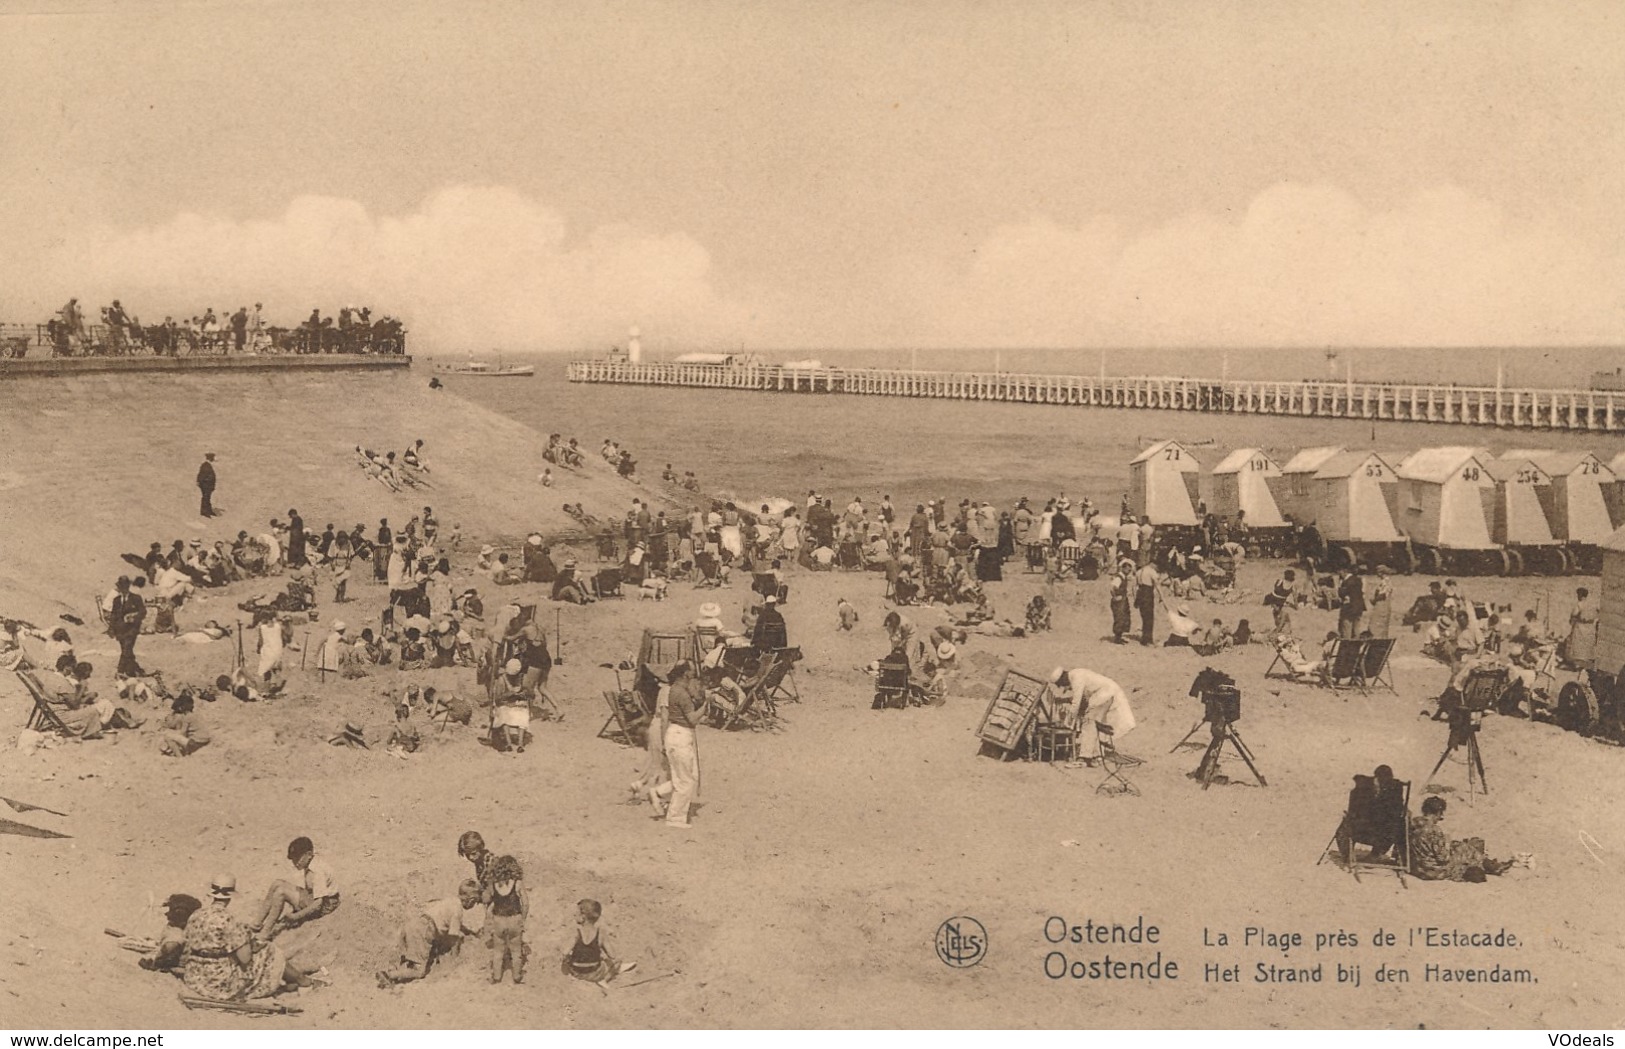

[1263,639,1297,680]
[1057,545,1084,577]
[1325,639,1368,690]
[1353,638,1397,694]
[1024,543,1046,573]
[710,653,780,729]
[17,669,68,734]
[592,568,624,599]
[763,646,802,703]
[1095,722,1143,796]
[596,689,651,746]
[1319,775,1411,886]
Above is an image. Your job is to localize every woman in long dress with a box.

[1366,566,1394,638]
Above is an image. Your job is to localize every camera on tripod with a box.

[1189,667,1241,724]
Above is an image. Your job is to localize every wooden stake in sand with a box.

[178,994,301,1016]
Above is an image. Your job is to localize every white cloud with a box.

[899,183,1625,347]
[6,186,753,353]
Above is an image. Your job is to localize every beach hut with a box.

[1597,527,1625,672]
[1480,456,1565,574]
[1604,452,1625,530]
[1129,439,1200,526]
[1501,450,1616,569]
[1273,446,1344,526]
[1306,451,1404,569]
[1395,447,1501,574]
[1208,448,1286,527]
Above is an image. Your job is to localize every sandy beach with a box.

[2,369,1621,1029]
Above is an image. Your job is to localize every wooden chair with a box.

[1320,776,1411,885]
[17,669,68,734]
[1095,722,1143,796]
[1028,692,1079,764]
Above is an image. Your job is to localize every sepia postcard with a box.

[1,0,1622,1035]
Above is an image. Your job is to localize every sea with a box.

[443,347,1625,514]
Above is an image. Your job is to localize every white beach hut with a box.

[1208,448,1286,527]
[1309,451,1402,543]
[1129,439,1201,526]
[1273,446,1344,526]
[1395,447,1499,571]
[1481,456,1560,570]
[1501,450,1616,545]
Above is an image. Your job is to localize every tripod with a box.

[1193,718,1268,789]
[1428,715,1488,802]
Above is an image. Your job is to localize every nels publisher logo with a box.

[936,916,988,969]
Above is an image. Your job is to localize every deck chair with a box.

[17,669,68,734]
[1057,545,1084,577]
[1024,543,1046,573]
[596,689,651,746]
[1353,638,1397,694]
[711,653,780,729]
[872,658,911,710]
[591,568,624,598]
[1320,775,1411,885]
[693,551,723,588]
[762,646,802,703]
[1325,639,1368,690]
[1095,721,1143,796]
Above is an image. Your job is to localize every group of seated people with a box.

[1339,765,1518,883]
[356,441,432,492]
[660,464,702,491]
[544,434,585,469]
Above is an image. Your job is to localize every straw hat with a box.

[936,641,956,660]
[527,535,543,547]
[504,658,523,675]
[698,602,723,619]
[480,544,495,556]
[209,873,237,899]
[1048,667,1066,685]
[332,621,347,633]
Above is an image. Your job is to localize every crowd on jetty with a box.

[0,298,407,359]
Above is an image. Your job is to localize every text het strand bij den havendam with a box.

[1032,915,1535,988]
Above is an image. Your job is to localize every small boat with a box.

[446,353,534,377]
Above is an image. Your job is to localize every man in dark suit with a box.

[196,453,217,517]
[109,576,147,677]
[751,594,789,652]
[1337,568,1367,638]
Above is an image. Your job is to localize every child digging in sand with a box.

[561,899,635,986]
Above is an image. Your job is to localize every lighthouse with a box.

[627,326,642,364]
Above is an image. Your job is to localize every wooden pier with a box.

[566,359,1625,432]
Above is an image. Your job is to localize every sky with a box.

[2,0,1622,353]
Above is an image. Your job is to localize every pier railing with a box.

[565,359,1625,432]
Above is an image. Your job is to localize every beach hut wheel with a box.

[1555,680,1600,736]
